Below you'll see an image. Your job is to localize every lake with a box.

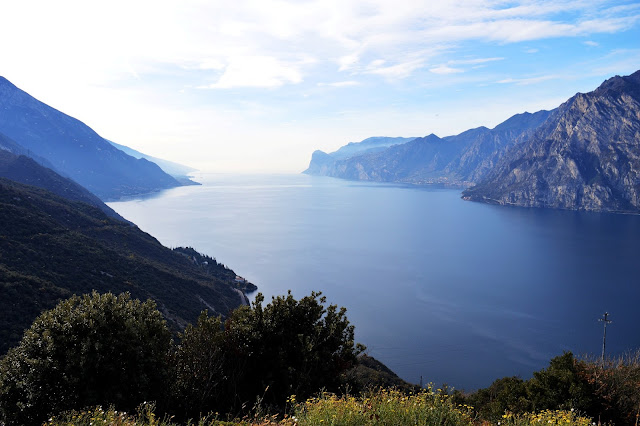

[108,173,640,390]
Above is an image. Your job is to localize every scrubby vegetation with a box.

[0,291,363,425]
[462,351,640,424]
[1,290,639,425]
[0,292,172,425]
[41,391,595,425]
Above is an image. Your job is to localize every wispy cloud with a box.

[200,56,303,89]
[449,57,504,65]
[318,81,361,87]
[365,59,425,79]
[497,75,560,85]
[2,0,638,88]
[429,65,464,75]
[0,0,638,172]
[428,57,504,75]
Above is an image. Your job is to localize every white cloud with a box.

[318,81,361,87]
[497,75,560,85]
[428,57,504,75]
[2,0,637,89]
[202,56,303,89]
[449,57,504,65]
[429,65,464,75]
[365,59,425,79]
[583,40,600,47]
[1,0,638,172]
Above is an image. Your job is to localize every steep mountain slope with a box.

[443,110,552,182]
[0,178,253,353]
[463,71,640,213]
[107,140,199,185]
[306,110,551,186]
[0,148,125,221]
[0,131,57,171]
[0,77,181,200]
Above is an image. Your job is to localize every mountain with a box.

[303,136,415,175]
[0,130,57,170]
[107,140,200,185]
[0,146,125,221]
[463,70,640,213]
[305,111,551,186]
[0,178,255,353]
[0,77,182,200]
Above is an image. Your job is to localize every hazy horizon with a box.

[2,1,639,173]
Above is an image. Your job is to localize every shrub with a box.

[292,388,475,425]
[526,352,596,413]
[0,291,172,425]
[172,291,364,418]
[171,312,227,418]
[579,351,640,424]
[465,376,530,421]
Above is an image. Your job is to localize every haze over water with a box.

[109,173,640,390]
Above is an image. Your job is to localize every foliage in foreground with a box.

[171,290,363,419]
[0,292,171,426]
[2,289,638,425]
[44,389,597,426]
[0,290,363,425]
[464,351,640,424]
[292,388,474,425]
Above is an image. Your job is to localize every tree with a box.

[466,376,530,421]
[229,291,364,409]
[171,312,227,418]
[172,291,364,418]
[0,291,172,425]
[526,352,595,413]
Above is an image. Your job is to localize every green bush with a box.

[0,291,172,425]
[526,352,596,413]
[171,312,227,418]
[466,376,530,421]
[172,291,364,419]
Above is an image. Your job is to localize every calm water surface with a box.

[108,173,640,390]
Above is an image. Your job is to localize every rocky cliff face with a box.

[463,71,640,213]
[305,110,551,186]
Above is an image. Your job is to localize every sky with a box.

[1,0,639,173]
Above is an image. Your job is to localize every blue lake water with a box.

[108,173,640,390]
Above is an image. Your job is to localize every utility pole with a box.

[599,312,612,365]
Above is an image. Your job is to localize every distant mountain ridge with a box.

[463,70,640,213]
[0,77,182,200]
[305,110,552,186]
[304,70,640,213]
[303,136,415,175]
[107,140,200,186]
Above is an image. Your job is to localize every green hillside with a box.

[0,178,254,353]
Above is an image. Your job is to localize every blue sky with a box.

[1,0,639,172]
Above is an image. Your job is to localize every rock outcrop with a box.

[463,71,640,213]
